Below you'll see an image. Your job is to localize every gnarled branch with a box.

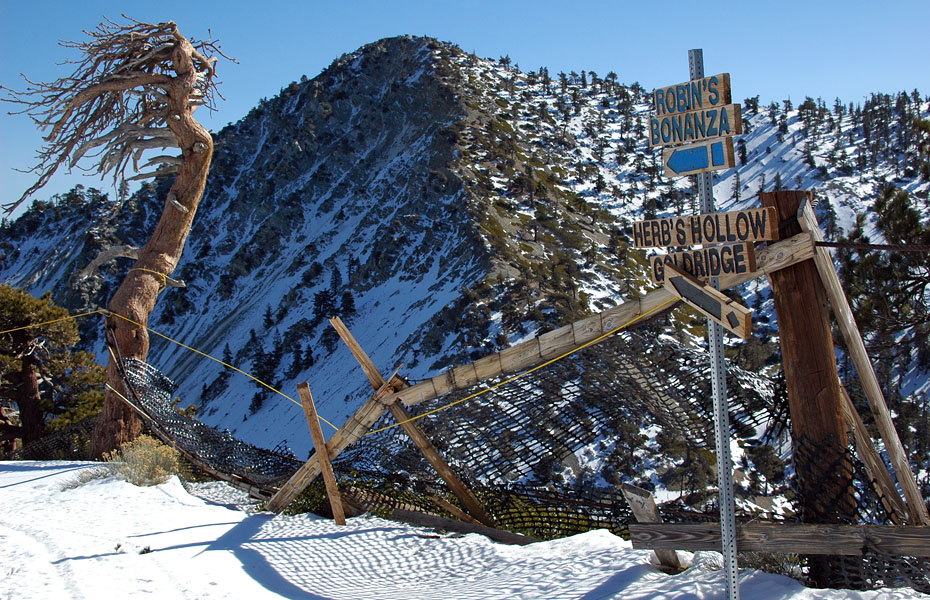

[76,244,140,280]
[1,15,233,213]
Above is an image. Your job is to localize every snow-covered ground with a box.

[1,461,924,599]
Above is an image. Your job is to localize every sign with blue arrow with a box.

[662,137,734,178]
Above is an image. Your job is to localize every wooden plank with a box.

[726,231,813,285]
[538,324,575,358]
[663,263,752,339]
[473,353,503,381]
[329,317,384,387]
[839,382,908,525]
[663,137,735,178]
[631,207,777,248]
[629,523,930,557]
[297,382,345,525]
[499,339,542,374]
[388,233,815,410]
[572,314,604,346]
[390,509,537,546]
[650,242,756,284]
[450,363,480,389]
[653,74,731,119]
[620,484,681,571]
[650,103,741,147]
[797,201,930,526]
[427,493,484,526]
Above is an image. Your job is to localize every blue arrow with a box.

[667,141,725,175]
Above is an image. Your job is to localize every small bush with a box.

[106,435,180,486]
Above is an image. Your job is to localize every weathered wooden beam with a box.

[297,382,345,525]
[798,201,929,526]
[839,382,908,525]
[329,316,496,527]
[390,509,538,546]
[386,232,814,409]
[630,522,930,557]
[620,484,681,572]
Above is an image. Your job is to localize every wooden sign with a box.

[650,242,756,284]
[663,137,735,178]
[653,73,731,118]
[650,103,742,148]
[663,263,752,339]
[632,207,777,248]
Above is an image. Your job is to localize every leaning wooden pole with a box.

[620,483,681,572]
[297,382,346,525]
[797,200,929,526]
[386,232,815,409]
[329,317,496,527]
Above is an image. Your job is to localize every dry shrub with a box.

[106,435,179,486]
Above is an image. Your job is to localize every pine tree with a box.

[263,304,274,329]
[837,186,930,368]
[0,284,104,447]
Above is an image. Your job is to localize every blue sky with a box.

[2,0,928,217]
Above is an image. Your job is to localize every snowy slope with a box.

[2,461,924,600]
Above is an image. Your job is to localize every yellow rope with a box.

[365,297,679,436]
[1,290,677,438]
[0,308,106,336]
[129,267,168,288]
[105,311,339,431]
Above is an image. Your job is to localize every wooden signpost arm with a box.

[329,317,496,527]
[798,201,929,525]
[297,382,346,525]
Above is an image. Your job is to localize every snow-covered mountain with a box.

[2,35,928,470]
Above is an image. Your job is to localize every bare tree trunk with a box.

[91,39,214,458]
[15,357,45,446]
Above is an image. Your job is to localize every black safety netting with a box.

[10,327,928,592]
[122,357,303,487]
[334,330,781,486]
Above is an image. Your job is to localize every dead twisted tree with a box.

[2,17,231,456]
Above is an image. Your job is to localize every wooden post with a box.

[798,202,929,526]
[329,317,496,527]
[620,483,682,572]
[297,382,345,525]
[762,190,857,587]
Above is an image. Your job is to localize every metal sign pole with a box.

[689,48,740,600]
